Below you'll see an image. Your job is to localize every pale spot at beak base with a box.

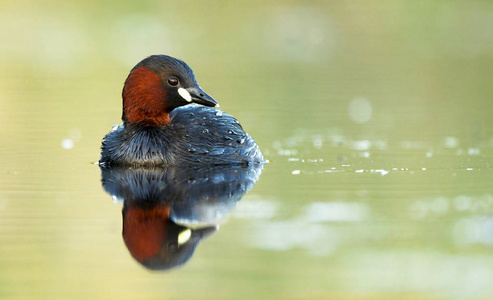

[178,229,192,245]
[178,88,192,102]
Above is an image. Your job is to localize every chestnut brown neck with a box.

[122,66,171,126]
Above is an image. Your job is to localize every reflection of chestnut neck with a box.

[122,205,171,261]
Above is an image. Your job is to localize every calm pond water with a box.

[1,1,493,299]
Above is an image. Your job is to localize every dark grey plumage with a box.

[100,105,263,167]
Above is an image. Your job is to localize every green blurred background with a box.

[1,0,493,299]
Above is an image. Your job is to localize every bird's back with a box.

[100,106,263,167]
[169,106,263,165]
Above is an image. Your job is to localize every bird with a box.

[99,55,264,167]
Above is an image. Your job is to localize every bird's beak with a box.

[187,86,219,108]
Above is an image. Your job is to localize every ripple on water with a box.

[268,128,493,175]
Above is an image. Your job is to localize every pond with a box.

[1,1,493,299]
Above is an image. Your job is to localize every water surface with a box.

[1,1,493,299]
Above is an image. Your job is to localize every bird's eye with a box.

[167,241,178,252]
[167,77,179,87]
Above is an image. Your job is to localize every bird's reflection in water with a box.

[100,164,263,271]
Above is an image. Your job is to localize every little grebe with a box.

[99,55,263,167]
